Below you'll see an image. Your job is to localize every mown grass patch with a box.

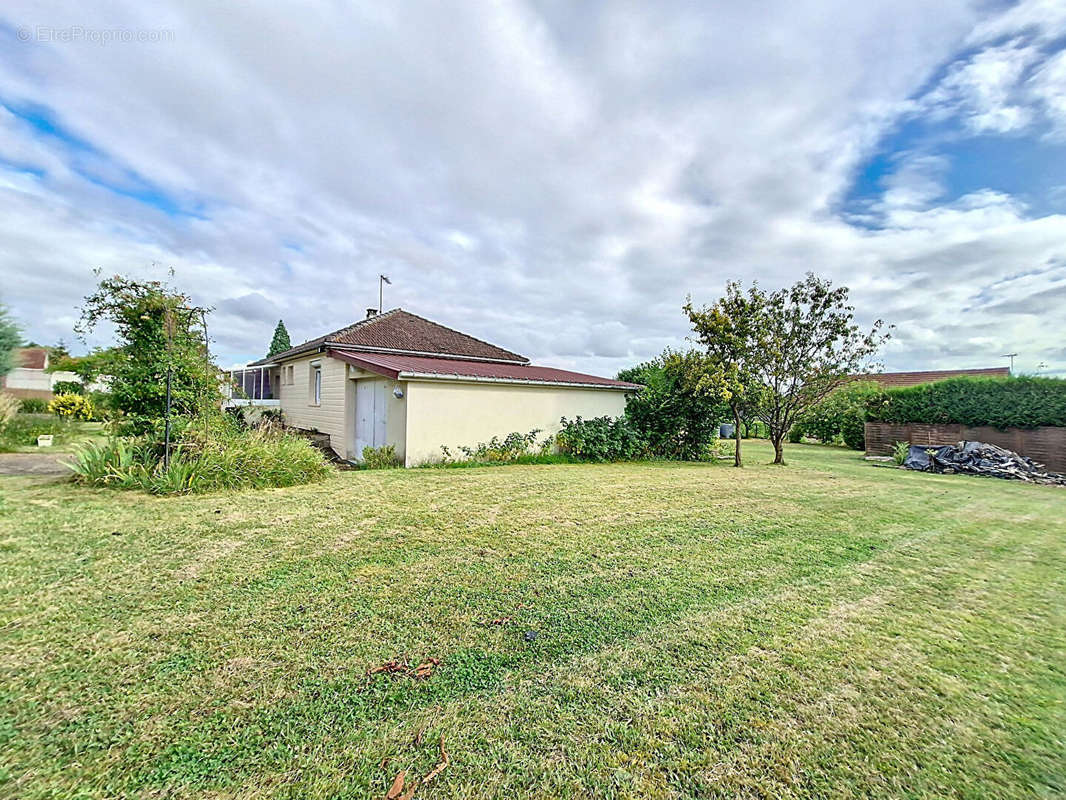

[1,442,1063,798]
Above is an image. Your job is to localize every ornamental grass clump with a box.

[69,420,331,494]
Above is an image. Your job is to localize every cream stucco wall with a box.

[402,379,628,467]
[275,353,348,456]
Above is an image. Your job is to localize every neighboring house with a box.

[0,347,107,400]
[241,309,640,466]
[852,367,1010,389]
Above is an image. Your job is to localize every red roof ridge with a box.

[249,308,526,365]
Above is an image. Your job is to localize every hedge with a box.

[866,376,1066,430]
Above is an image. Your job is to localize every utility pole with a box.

[1001,352,1018,374]
[378,274,391,315]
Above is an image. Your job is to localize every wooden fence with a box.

[865,422,1066,473]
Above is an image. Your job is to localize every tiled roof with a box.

[250,309,526,365]
[853,367,1010,388]
[16,348,48,370]
[327,350,642,390]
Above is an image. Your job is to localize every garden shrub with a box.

[795,380,882,450]
[52,380,84,396]
[867,376,1066,430]
[892,441,909,465]
[69,419,331,494]
[362,444,401,469]
[619,355,726,460]
[18,398,49,414]
[555,416,646,462]
[440,429,550,464]
[49,393,94,420]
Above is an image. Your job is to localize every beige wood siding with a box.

[276,353,348,456]
[402,380,628,467]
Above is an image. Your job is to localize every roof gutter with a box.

[398,371,638,391]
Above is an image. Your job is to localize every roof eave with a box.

[398,371,639,391]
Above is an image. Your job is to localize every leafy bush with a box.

[362,444,401,469]
[85,391,113,421]
[556,416,647,462]
[620,354,727,460]
[439,429,550,465]
[52,380,84,395]
[18,398,49,414]
[49,393,94,420]
[892,441,909,465]
[68,422,331,494]
[795,381,881,450]
[841,410,866,450]
[867,376,1065,430]
[0,414,73,452]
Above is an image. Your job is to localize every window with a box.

[286,365,294,385]
[312,367,322,405]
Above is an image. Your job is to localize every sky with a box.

[0,0,1063,377]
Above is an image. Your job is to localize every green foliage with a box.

[48,348,118,386]
[556,416,647,462]
[620,352,728,460]
[52,380,84,396]
[867,376,1066,429]
[18,397,49,414]
[68,421,331,494]
[682,287,767,467]
[439,428,551,465]
[0,414,73,452]
[892,441,910,465]
[49,393,94,420]
[268,320,292,357]
[75,275,217,435]
[686,274,888,464]
[361,444,401,469]
[797,381,882,450]
[0,302,20,378]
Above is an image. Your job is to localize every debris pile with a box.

[903,441,1066,486]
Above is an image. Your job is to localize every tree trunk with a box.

[733,407,743,467]
[771,432,785,465]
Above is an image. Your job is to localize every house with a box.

[852,367,1010,389]
[0,347,106,400]
[244,309,640,466]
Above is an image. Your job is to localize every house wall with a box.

[402,380,628,467]
[1,369,108,399]
[275,353,348,456]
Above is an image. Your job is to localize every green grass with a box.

[1,442,1063,799]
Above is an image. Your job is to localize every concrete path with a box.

[0,452,71,476]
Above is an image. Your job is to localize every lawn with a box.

[1,442,1063,799]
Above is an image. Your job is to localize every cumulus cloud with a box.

[0,0,1062,378]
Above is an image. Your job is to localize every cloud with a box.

[0,0,1062,379]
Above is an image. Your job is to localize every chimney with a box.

[366,307,378,319]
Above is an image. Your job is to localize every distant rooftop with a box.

[852,367,1010,388]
